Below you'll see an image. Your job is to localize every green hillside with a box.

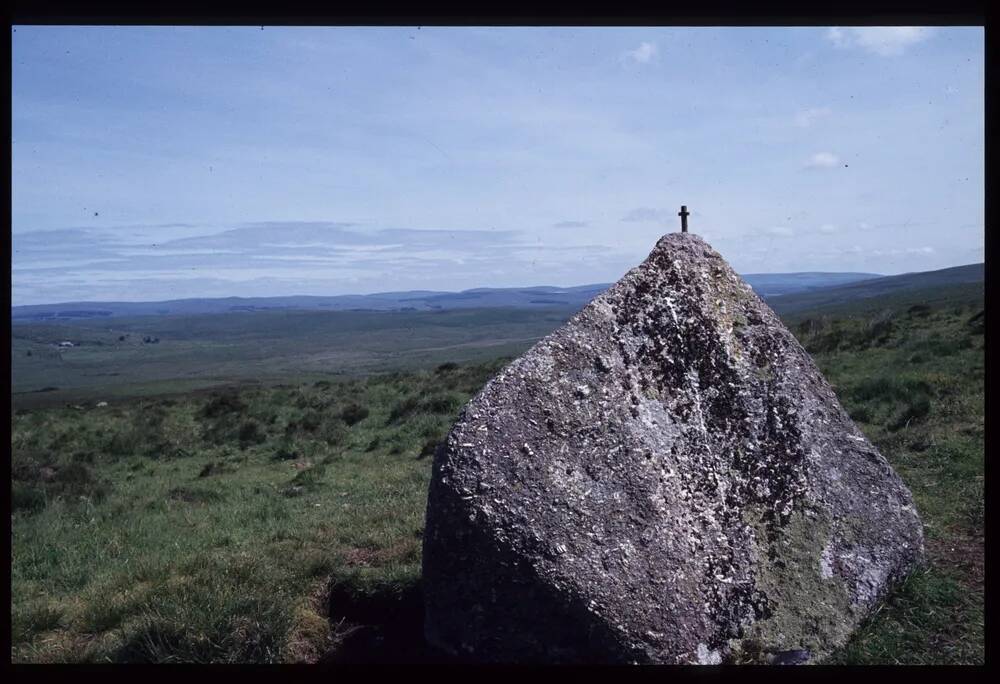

[768,263,983,319]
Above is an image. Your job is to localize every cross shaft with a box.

[678,205,689,233]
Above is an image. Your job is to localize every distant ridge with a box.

[11,270,919,322]
[739,271,882,297]
[766,263,984,316]
[11,284,609,321]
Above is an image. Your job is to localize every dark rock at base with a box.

[422,233,923,664]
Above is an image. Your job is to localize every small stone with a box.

[696,643,722,665]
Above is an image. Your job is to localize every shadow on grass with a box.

[321,578,463,664]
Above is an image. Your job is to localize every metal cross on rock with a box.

[678,205,690,233]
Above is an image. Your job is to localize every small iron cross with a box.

[678,205,690,233]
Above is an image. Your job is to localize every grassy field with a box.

[10,293,984,664]
[11,308,574,409]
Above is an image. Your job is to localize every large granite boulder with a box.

[422,233,923,664]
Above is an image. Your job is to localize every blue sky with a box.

[11,26,984,305]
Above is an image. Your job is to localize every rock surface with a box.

[422,233,923,664]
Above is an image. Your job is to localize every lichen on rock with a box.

[422,233,923,664]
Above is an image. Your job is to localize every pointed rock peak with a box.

[423,234,922,664]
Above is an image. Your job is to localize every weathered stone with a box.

[422,233,923,664]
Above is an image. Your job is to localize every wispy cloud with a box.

[552,220,589,229]
[12,221,636,304]
[826,27,933,57]
[621,41,658,65]
[765,226,795,238]
[794,107,832,128]
[804,152,840,169]
[621,207,671,223]
[864,245,935,258]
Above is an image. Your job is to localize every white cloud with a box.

[794,107,832,128]
[826,27,933,57]
[622,42,658,65]
[818,224,837,234]
[826,27,848,47]
[805,152,840,169]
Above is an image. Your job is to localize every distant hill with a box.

[767,263,984,318]
[741,272,882,297]
[11,272,882,322]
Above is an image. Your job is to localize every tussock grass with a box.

[11,358,506,663]
[797,300,984,664]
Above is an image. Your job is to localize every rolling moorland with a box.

[10,265,982,407]
[13,272,888,407]
[10,266,984,663]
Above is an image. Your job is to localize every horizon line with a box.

[11,261,986,309]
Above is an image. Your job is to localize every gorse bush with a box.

[272,449,297,462]
[386,392,463,425]
[299,412,323,433]
[421,392,463,415]
[12,604,65,645]
[865,317,895,347]
[169,485,224,504]
[320,421,348,447]
[12,482,46,513]
[967,310,984,335]
[288,463,328,493]
[848,377,932,403]
[238,421,266,449]
[963,479,984,534]
[340,403,369,426]
[10,447,111,513]
[386,395,421,424]
[201,392,247,419]
[201,415,242,446]
[418,439,440,460]
[887,395,932,432]
[842,376,935,431]
[106,423,147,456]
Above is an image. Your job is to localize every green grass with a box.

[10,296,983,663]
[10,360,503,663]
[793,300,984,664]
